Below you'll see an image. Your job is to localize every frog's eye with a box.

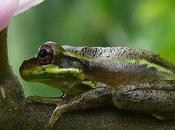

[37,45,54,65]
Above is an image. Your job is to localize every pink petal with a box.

[15,0,44,15]
[0,0,18,31]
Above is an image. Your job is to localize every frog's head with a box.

[19,41,86,90]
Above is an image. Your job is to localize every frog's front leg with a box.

[45,86,112,130]
[112,80,175,120]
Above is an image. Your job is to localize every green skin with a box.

[20,41,175,129]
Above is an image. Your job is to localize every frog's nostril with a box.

[22,60,28,66]
[20,60,28,70]
[20,57,38,71]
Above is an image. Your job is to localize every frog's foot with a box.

[45,86,112,129]
[45,105,64,129]
[44,124,53,130]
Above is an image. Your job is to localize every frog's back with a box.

[63,45,175,74]
[61,45,175,86]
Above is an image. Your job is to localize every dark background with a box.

[8,0,175,96]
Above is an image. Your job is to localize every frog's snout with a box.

[19,57,39,81]
[20,57,37,71]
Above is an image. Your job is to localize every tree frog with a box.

[20,41,175,129]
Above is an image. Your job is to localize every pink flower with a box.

[0,0,44,31]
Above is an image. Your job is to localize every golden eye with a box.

[37,44,54,65]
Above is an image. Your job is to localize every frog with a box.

[19,41,175,129]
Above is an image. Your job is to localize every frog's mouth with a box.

[19,57,85,84]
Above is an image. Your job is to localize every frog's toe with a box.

[152,113,175,120]
[44,124,53,130]
[152,114,166,120]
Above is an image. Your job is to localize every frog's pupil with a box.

[39,49,48,58]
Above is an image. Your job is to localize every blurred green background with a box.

[8,0,175,97]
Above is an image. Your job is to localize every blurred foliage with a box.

[8,0,175,96]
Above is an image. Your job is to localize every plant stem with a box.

[0,28,10,75]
